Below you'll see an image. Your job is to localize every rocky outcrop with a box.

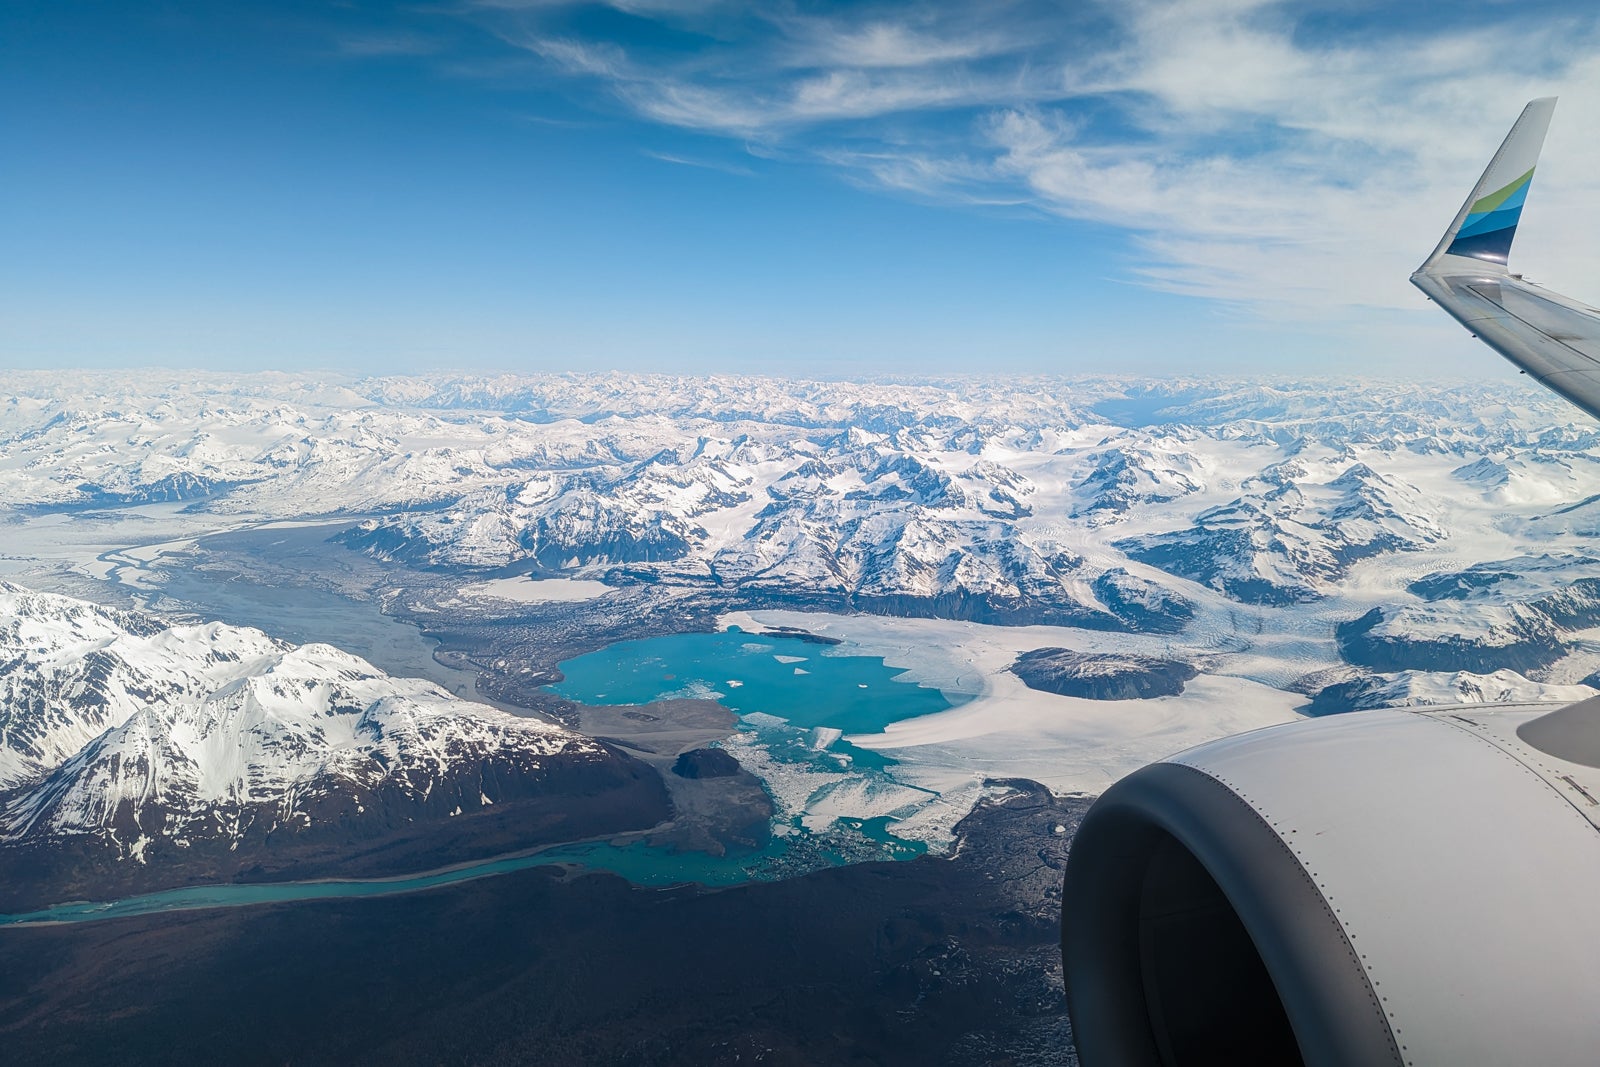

[1010,648,1197,700]
[671,747,742,779]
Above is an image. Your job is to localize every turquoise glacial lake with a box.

[0,628,961,928]
[548,627,959,734]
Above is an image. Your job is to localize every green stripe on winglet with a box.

[1472,167,1535,214]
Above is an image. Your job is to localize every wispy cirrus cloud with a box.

[640,148,754,176]
[772,13,1035,71]
[439,0,1600,318]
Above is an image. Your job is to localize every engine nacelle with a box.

[1061,700,1600,1066]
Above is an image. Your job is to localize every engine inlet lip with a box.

[1060,760,1403,1067]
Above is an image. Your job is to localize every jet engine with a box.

[1060,700,1600,1066]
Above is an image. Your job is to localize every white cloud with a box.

[776,16,1029,70]
[513,34,629,79]
[458,0,1600,318]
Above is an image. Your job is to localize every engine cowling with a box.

[1061,699,1600,1066]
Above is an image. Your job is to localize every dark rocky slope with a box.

[1012,648,1198,700]
[0,782,1088,1067]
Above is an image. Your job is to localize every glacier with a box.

[8,370,1600,883]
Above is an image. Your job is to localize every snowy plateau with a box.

[6,369,1600,894]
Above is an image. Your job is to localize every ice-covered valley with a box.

[6,369,1600,883]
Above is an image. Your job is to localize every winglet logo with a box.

[1446,167,1535,264]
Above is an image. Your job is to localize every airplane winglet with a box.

[1418,97,1557,273]
[1410,97,1600,424]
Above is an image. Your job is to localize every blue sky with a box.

[5,1,1600,378]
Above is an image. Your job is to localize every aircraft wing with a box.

[1410,96,1600,421]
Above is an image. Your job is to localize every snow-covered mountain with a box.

[335,439,766,571]
[1299,666,1595,713]
[1071,441,1205,524]
[13,370,1600,710]
[0,585,285,790]
[23,370,1600,915]
[1117,461,1446,605]
[0,583,662,898]
[257,373,1574,628]
[1337,602,1568,675]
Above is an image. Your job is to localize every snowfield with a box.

[6,369,1600,860]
